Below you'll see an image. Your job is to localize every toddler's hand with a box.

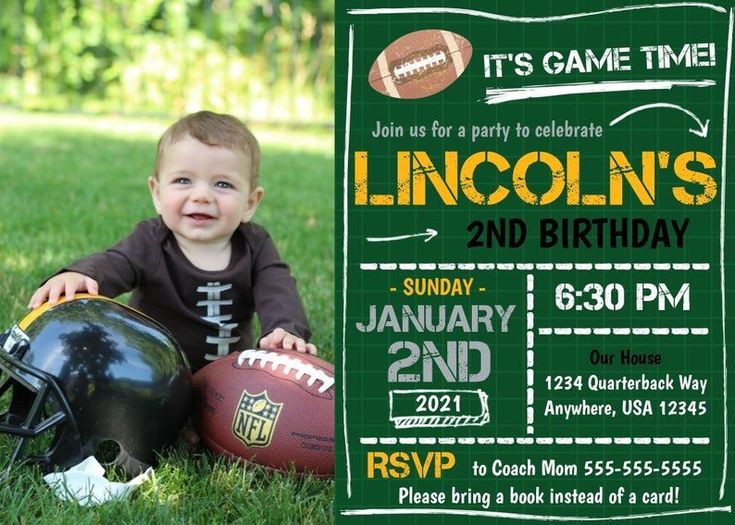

[259,327,317,355]
[28,272,99,309]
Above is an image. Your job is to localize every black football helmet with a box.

[0,295,192,479]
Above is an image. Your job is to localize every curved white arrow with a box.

[366,228,438,243]
[609,103,709,137]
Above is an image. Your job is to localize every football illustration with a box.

[193,349,334,477]
[368,29,473,99]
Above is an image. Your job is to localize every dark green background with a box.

[336,1,734,522]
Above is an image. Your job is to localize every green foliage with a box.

[0,450,333,524]
[0,110,334,522]
[0,1,334,123]
[0,110,334,356]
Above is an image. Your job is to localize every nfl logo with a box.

[232,390,283,448]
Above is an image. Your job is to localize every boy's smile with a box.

[184,213,217,228]
[149,136,264,252]
[187,213,215,221]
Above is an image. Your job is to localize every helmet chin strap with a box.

[114,450,152,478]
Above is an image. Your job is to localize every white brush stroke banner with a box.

[348,3,728,20]
[341,506,732,521]
[483,79,715,104]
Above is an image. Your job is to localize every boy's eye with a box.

[172,177,191,185]
[215,181,235,189]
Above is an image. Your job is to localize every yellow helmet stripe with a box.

[18,294,116,331]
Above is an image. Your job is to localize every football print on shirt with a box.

[197,281,240,360]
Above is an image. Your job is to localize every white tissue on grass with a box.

[43,456,152,506]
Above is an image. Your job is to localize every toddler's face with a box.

[149,136,263,246]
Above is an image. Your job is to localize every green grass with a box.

[0,111,334,523]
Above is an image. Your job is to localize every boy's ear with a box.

[148,176,162,215]
[242,186,264,223]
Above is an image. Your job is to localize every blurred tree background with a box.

[0,0,334,123]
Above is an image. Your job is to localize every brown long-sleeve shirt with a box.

[62,218,311,371]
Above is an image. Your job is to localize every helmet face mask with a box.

[0,333,81,478]
[2,383,56,479]
[0,296,192,480]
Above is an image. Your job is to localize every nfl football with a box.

[193,349,334,477]
[368,29,473,99]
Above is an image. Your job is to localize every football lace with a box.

[236,349,335,393]
[391,46,449,84]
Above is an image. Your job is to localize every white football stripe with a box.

[393,50,447,80]
[377,52,400,98]
[236,349,335,393]
[440,30,463,77]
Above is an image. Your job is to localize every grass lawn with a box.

[0,110,334,523]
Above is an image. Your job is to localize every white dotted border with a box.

[361,261,713,438]
[526,274,535,434]
[360,262,710,271]
[538,327,709,336]
[360,437,710,445]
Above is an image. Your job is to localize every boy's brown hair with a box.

[154,111,261,185]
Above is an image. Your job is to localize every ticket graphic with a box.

[335,1,734,522]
